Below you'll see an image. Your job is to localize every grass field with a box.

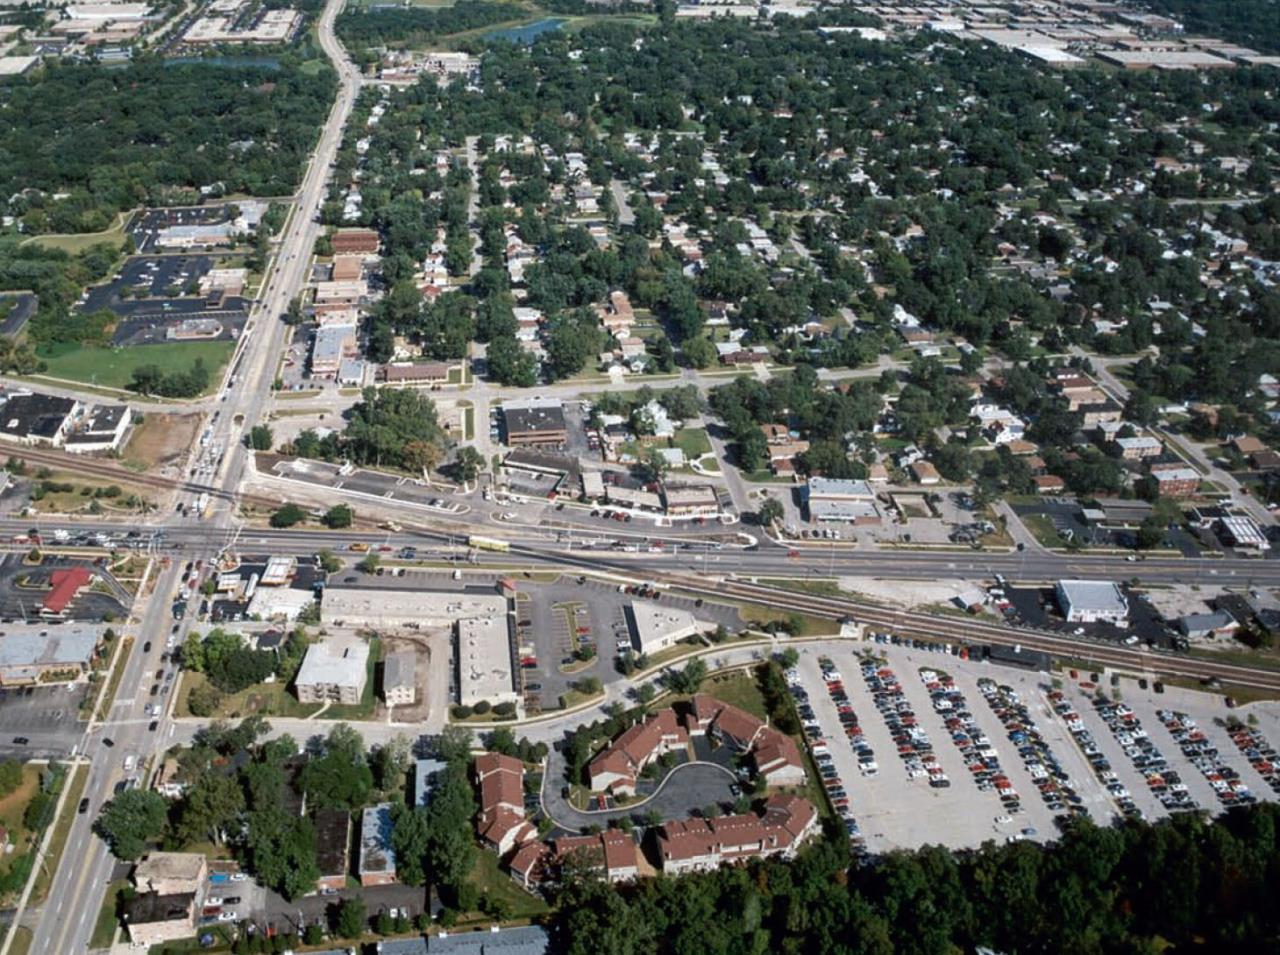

[700,669,768,719]
[0,765,42,887]
[36,340,235,394]
[175,671,322,720]
[20,212,131,255]
[465,850,549,921]
[90,879,129,950]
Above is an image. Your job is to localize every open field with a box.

[121,413,203,473]
[36,340,235,394]
[20,212,131,256]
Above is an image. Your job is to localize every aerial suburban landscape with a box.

[0,0,1278,951]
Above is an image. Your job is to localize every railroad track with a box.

[700,578,1280,694]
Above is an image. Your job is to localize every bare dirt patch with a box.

[121,413,202,476]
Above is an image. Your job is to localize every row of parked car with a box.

[1227,724,1280,797]
[1157,709,1254,808]
[921,669,1020,810]
[817,657,879,777]
[860,659,946,787]
[977,679,1085,817]
[785,664,861,845]
[1092,699,1197,814]
[1047,689,1142,819]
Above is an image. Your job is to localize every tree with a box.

[173,772,245,846]
[664,657,707,694]
[335,896,367,939]
[247,424,273,451]
[682,336,717,369]
[389,802,430,886]
[344,388,445,471]
[454,446,485,485]
[316,549,342,573]
[758,497,784,527]
[94,789,168,860]
[424,761,477,896]
[270,503,306,528]
[485,726,517,756]
[322,504,354,529]
[299,725,374,810]
[358,552,380,574]
[243,807,320,900]
[0,760,22,797]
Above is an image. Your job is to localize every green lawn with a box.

[36,340,235,394]
[700,670,768,720]
[465,849,549,921]
[90,879,129,950]
[672,427,712,459]
[20,211,131,255]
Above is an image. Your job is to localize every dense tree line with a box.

[336,2,527,55]
[0,59,336,233]
[550,803,1280,955]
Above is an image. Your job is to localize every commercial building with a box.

[660,483,720,517]
[41,566,94,617]
[294,635,369,704]
[381,649,416,706]
[321,587,508,631]
[457,613,518,708]
[358,803,397,886]
[64,404,131,453]
[380,361,454,386]
[1055,580,1129,625]
[0,627,99,685]
[626,600,704,654]
[501,400,568,447]
[803,477,882,524]
[655,795,817,875]
[123,852,206,946]
[313,808,351,892]
[1218,515,1271,552]
[310,324,358,379]
[245,586,314,622]
[0,392,79,447]
[330,228,381,255]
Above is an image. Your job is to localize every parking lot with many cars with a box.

[785,637,1280,852]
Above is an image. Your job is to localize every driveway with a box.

[541,747,737,832]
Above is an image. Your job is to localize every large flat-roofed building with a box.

[0,392,79,447]
[458,614,517,708]
[626,600,703,654]
[1055,580,1128,624]
[501,400,567,447]
[0,627,99,685]
[64,404,131,453]
[1097,49,1234,70]
[359,803,397,886]
[803,476,882,524]
[310,323,358,379]
[134,852,206,896]
[321,588,508,630]
[294,634,369,704]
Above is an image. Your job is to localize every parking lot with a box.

[79,255,249,343]
[786,640,1280,852]
[0,684,86,759]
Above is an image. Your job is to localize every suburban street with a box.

[13,0,364,950]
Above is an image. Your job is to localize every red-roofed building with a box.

[587,709,688,796]
[475,752,537,855]
[41,566,92,617]
[508,829,638,889]
[655,795,817,875]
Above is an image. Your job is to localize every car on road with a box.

[78,798,90,814]
[148,720,159,732]
[11,737,27,745]
[101,738,114,747]
[142,641,151,652]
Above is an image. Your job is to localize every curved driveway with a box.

[541,753,737,832]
